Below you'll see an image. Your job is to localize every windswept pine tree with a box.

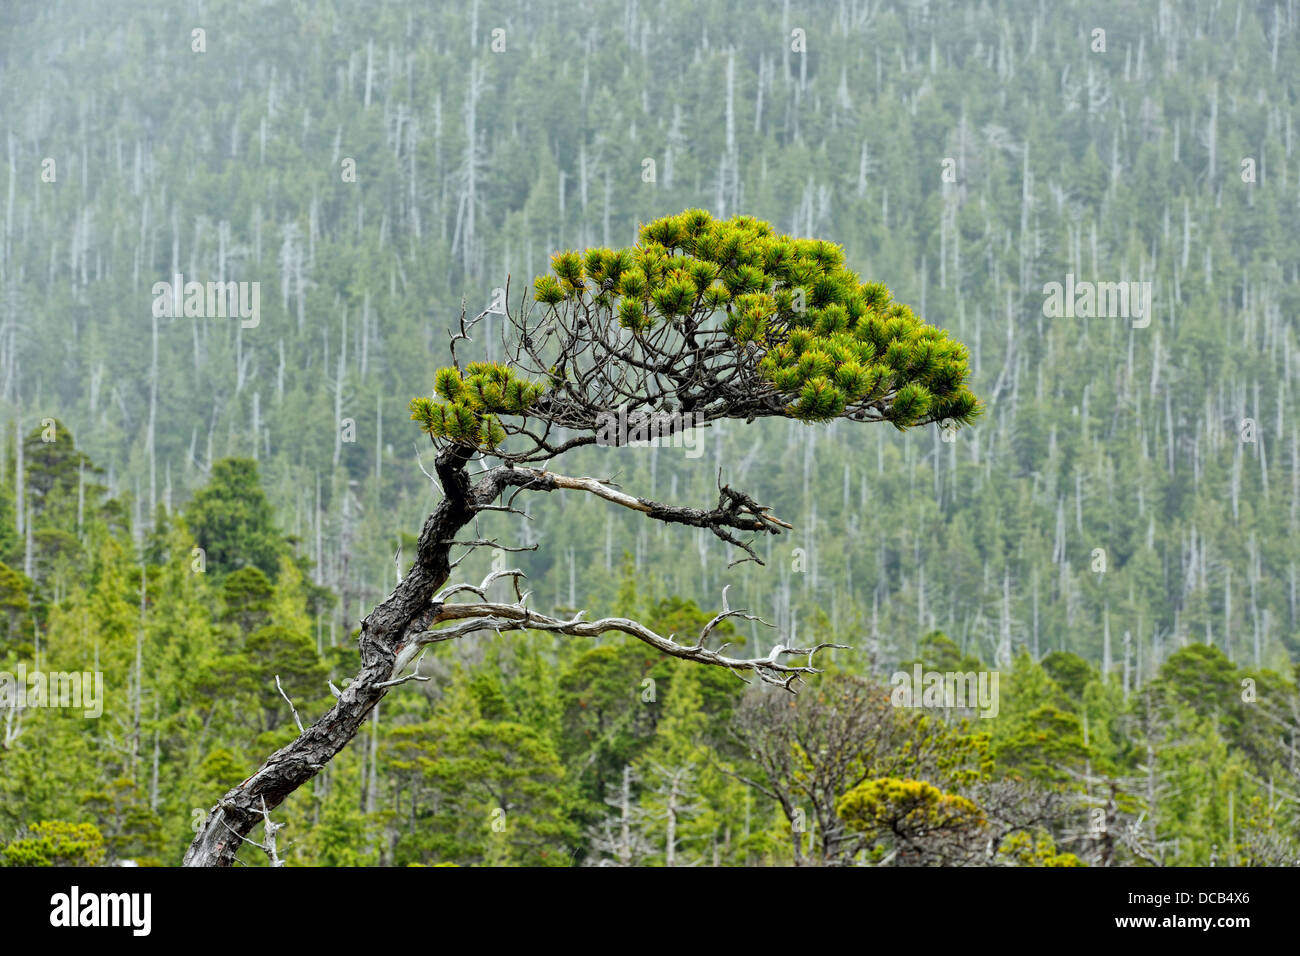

[5,0,1300,875]
[185,210,980,865]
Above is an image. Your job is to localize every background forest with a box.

[0,0,1298,866]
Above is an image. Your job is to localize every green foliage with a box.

[1,821,106,867]
[185,459,285,579]
[532,210,980,429]
[997,831,1084,868]
[385,714,580,866]
[1153,644,1241,723]
[2,0,1298,870]
[21,420,103,525]
[220,567,275,637]
[900,630,986,675]
[1040,652,1095,705]
[0,561,34,657]
[80,779,166,866]
[197,748,248,796]
[838,778,982,839]
[988,653,1091,783]
[409,361,543,451]
[991,703,1091,784]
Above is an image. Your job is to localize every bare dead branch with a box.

[274,675,304,735]
[392,581,845,692]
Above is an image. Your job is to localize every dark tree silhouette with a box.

[185,210,979,866]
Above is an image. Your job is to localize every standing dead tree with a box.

[185,210,978,866]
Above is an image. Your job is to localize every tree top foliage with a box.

[411,210,980,458]
[184,458,284,580]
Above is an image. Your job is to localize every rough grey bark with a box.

[185,445,477,866]
[185,442,831,865]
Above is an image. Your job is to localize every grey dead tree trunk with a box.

[997,571,1012,667]
[23,501,32,579]
[150,698,161,812]
[618,764,639,868]
[251,392,261,460]
[333,307,348,468]
[616,765,635,866]
[375,392,383,482]
[147,300,158,509]
[14,419,23,538]
[1102,602,1112,677]
[1031,569,1040,658]
[360,290,371,380]
[364,39,374,110]
[76,459,84,536]
[186,446,474,865]
[646,763,697,868]
[585,764,647,867]
[314,470,323,587]
[664,772,682,868]
[133,567,146,785]
[450,61,484,273]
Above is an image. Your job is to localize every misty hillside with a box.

[1,0,1298,868]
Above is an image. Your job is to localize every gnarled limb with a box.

[184,445,482,867]
[387,572,845,692]
[184,213,975,867]
[184,449,812,865]
[487,465,790,565]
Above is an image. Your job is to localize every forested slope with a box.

[1,0,1298,866]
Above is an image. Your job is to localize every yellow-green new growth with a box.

[417,210,979,453]
[532,209,980,430]
[409,361,544,451]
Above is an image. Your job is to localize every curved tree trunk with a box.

[184,448,475,866]
[183,440,812,865]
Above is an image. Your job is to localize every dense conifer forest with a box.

[0,0,1298,868]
